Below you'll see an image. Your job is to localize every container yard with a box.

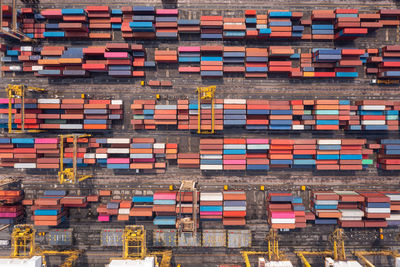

[3,0,400,266]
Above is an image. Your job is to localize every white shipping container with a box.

[108,257,155,267]
[0,256,42,267]
[189,110,198,115]
[155,105,177,110]
[106,138,130,144]
[107,148,129,154]
[9,66,22,71]
[200,192,223,201]
[111,100,123,105]
[386,194,400,201]
[339,209,364,216]
[200,165,223,170]
[334,190,358,195]
[396,257,400,267]
[292,125,304,130]
[340,217,363,221]
[224,99,246,104]
[14,163,36,169]
[118,208,130,215]
[361,120,386,125]
[59,124,83,129]
[265,261,293,267]
[153,143,165,149]
[256,24,268,29]
[223,206,246,211]
[224,144,246,149]
[317,139,341,145]
[314,200,339,205]
[361,105,385,110]
[95,154,107,159]
[130,154,153,159]
[270,218,295,224]
[201,154,223,160]
[21,46,33,51]
[365,208,390,213]
[84,153,95,159]
[38,98,60,104]
[247,144,270,150]
[31,66,43,71]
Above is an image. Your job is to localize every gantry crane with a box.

[241,229,288,267]
[9,224,82,266]
[176,180,197,236]
[353,229,400,267]
[109,225,172,267]
[5,84,46,133]
[0,0,35,42]
[296,228,347,267]
[196,86,216,134]
[58,134,92,184]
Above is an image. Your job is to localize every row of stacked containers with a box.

[3,44,400,78]
[6,189,400,228]
[5,97,400,132]
[2,6,400,40]
[132,99,400,131]
[3,137,400,171]
[0,98,123,130]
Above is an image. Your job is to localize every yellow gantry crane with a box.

[176,180,197,236]
[296,228,346,267]
[10,224,82,267]
[110,225,172,267]
[58,134,92,184]
[5,84,46,133]
[196,85,216,134]
[0,0,35,42]
[241,229,287,267]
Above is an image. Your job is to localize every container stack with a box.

[130,6,156,39]
[381,191,400,226]
[269,139,293,169]
[154,49,178,63]
[223,17,245,39]
[33,191,67,226]
[200,192,223,221]
[154,103,177,126]
[224,99,246,128]
[316,139,342,170]
[97,138,130,169]
[268,11,292,39]
[131,194,154,218]
[0,190,23,224]
[117,200,131,221]
[153,191,177,226]
[177,99,189,130]
[130,138,156,171]
[246,139,270,171]
[176,190,199,228]
[377,139,400,170]
[155,9,178,39]
[292,139,316,169]
[61,9,89,38]
[200,46,223,78]
[130,99,156,130]
[267,192,295,229]
[336,191,365,228]
[244,10,259,38]
[177,153,200,169]
[246,99,269,130]
[311,10,335,40]
[223,139,246,171]
[313,100,340,130]
[378,45,400,78]
[201,16,223,39]
[292,196,307,228]
[200,139,223,171]
[312,191,340,225]
[178,46,201,74]
[87,6,112,39]
[105,43,132,77]
[178,18,200,34]
[223,46,245,74]
[245,48,268,78]
[268,100,293,130]
[358,191,390,228]
[223,191,246,226]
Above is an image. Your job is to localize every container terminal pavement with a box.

[3,1,400,267]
